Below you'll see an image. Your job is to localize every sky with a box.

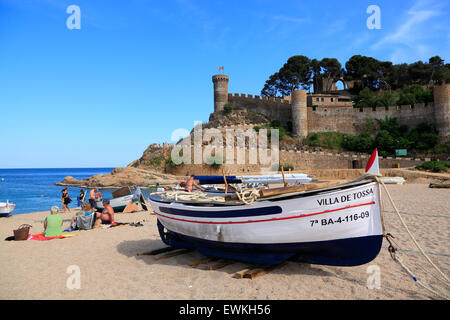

[0,0,449,168]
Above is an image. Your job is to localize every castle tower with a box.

[433,83,450,139]
[291,89,308,138]
[212,74,229,113]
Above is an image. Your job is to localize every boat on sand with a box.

[149,175,383,266]
[96,187,148,212]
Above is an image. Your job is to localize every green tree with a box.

[342,134,375,153]
[354,87,378,108]
[345,55,385,89]
[320,58,342,91]
[377,91,397,108]
[261,55,312,96]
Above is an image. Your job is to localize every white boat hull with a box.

[96,195,134,211]
[0,202,15,216]
[150,180,383,265]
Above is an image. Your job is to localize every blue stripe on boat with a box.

[158,205,282,218]
[194,175,242,184]
[157,220,383,266]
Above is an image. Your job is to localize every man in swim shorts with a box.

[97,199,114,224]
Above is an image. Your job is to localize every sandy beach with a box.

[0,183,449,300]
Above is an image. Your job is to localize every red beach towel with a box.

[27,233,75,241]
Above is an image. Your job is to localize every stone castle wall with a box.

[166,148,426,176]
[212,74,450,138]
[228,94,292,126]
[308,103,436,135]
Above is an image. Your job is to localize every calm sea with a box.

[0,168,117,215]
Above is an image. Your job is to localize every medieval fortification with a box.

[212,74,450,139]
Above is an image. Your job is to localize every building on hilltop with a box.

[211,74,450,140]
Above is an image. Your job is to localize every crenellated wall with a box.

[228,93,292,126]
[308,103,436,135]
[213,74,450,138]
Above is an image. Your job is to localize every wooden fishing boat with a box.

[149,175,383,266]
[96,187,148,212]
[195,173,313,185]
[198,173,313,195]
[96,194,134,212]
[0,200,15,217]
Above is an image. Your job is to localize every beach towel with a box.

[28,233,76,241]
[76,212,96,230]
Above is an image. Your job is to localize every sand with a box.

[0,184,449,300]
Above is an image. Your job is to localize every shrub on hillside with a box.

[416,160,450,173]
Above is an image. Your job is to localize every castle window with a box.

[316,98,319,102]
[330,98,334,102]
[321,98,324,102]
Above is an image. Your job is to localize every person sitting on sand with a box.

[184,175,205,192]
[68,202,95,228]
[96,199,114,224]
[44,206,63,237]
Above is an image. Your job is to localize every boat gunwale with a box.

[149,178,376,207]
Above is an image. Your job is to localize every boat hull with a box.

[151,181,383,266]
[0,203,15,217]
[157,220,382,265]
[96,195,134,212]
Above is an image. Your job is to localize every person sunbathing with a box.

[96,199,114,224]
[44,206,63,237]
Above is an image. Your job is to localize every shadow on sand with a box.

[116,238,334,278]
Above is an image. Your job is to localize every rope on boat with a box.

[375,176,450,284]
[234,188,260,205]
[151,191,225,202]
[368,174,450,299]
[385,233,449,300]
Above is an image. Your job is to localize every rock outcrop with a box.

[56,167,184,188]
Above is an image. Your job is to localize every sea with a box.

[0,168,122,215]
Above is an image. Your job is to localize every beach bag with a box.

[14,224,32,241]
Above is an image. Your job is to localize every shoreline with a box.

[1,183,449,300]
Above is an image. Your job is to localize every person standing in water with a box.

[77,189,85,207]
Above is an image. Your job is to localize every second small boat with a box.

[0,200,15,217]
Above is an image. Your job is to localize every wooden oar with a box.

[281,167,287,187]
[222,168,228,194]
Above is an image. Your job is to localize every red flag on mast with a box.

[365,148,380,175]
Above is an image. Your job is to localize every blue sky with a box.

[0,0,449,168]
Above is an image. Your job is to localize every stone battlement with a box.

[212,74,450,139]
[228,93,290,103]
